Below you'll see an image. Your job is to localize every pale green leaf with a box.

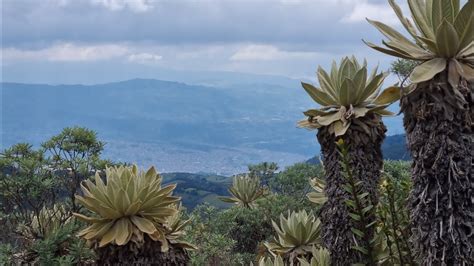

[408,0,435,40]
[317,67,339,101]
[454,0,473,37]
[363,40,415,60]
[303,109,331,117]
[301,82,335,106]
[374,86,401,105]
[409,58,447,83]
[388,0,420,41]
[333,121,350,137]
[436,19,460,57]
[339,79,351,106]
[130,215,158,234]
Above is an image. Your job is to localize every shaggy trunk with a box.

[401,72,473,265]
[318,114,386,265]
[95,236,189,265]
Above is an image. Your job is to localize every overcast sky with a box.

[1,0,408,84]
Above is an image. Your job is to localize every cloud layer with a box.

[2,0,407,82]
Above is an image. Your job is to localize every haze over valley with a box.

[1,74,404,175]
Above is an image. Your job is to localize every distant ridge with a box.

[306,134,410,164]
[2,79,404,174]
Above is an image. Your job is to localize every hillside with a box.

[163,133,408,210]
[162,172,232,209]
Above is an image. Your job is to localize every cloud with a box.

[2,0,400,81]
[3,43,129,62]
[50,0,71,7]
[230,45,320,61]
[1,0,371,47]
[341,1,400,25]
[128,52,163,64]
[90,0,156,12]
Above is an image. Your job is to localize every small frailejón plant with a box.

[264,210,323,265]
[73,165,194,265]
[297,246,330,266]
[366,1,473,264]
[258,255,285,266]
[298,56,400,265]
[163,204,197,251]
[219,174,266,209]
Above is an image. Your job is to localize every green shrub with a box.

[30,221,94,265]
[271,163,324,199]
[0,244,14,265]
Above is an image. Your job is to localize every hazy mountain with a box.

[306,134,410,164]
[1,78,404,174]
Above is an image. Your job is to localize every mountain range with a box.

[1,77,405,175]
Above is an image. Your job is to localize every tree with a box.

[298,56,400,264]
[42,126,106,212]
[0,143,93,264]
[0,144,60,244]
[366,1,473,264]
[186,203,237,265]
[248,162,279,187]
[271,163,323,199]
[389,59,418,87]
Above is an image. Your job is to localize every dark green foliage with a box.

[186,204,237,265]
[0,143,60,245]
[187,194,313,265]
[377,161,414,265]
[0,244,14,265]
[42,126,107,212]
[248,162,279,187]
[29,222,94,265]
[389,59,418,86]
[226,194,313,255]
[0,128,111,264]
[271,163,324,199]
[163,173,231,209]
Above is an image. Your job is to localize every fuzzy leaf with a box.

[374,86,400,105]
[130,215,157,235]
[436,19,460,57]
[409,58,447,83]
[301,82,335,106]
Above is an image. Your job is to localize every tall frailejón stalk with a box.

[366,1,473,264]
[298,56,400,264]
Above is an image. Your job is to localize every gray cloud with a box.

[2,0,406,82]
[2,0,396,48]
